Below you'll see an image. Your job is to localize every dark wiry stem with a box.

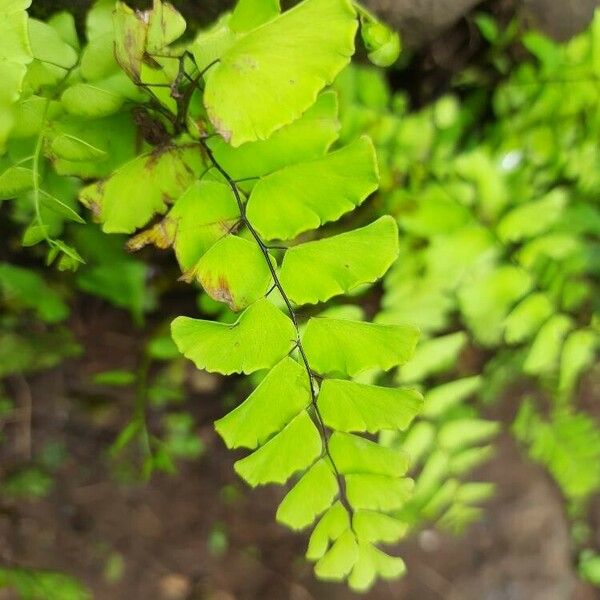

[199,137,355,521]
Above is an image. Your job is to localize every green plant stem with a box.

[31,100,51,244]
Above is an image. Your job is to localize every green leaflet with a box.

[190,14,239,74]
[229,0,280,32]
[306,502,350,560]
[345,473,414,511]
[422,376,482,419]
[352,510,408,544]
[504,293,554,344]
[28,18,77,69]
[279,216,398,305]
[558,329,598,396]
[0,165,33,198]
[303,317,419,376]
[80,30,117,82]
[171,298,296,375]
[317,379,422,433]
[194,235,273,311]
[113,2,146,80]
[398,331,468,383]
[497,188,567,242]
[314,529,357,580]
[61,82,124,118]
[208,91,340,180]
[10,94,49,138]
[0,0,32,148]
[129,180,240,272]
[513,402,600,500]
[215,356,310,449]
[50,134,107,162]
[86,0,115,41]
[438,419,500,453]
[246,136,378,240]
[524,313,574,375]
[146,0,186,53]
[348,542,405,592]
[329,432,409,477]
[49,112,137,179]
[276,459,338,529]
[204,0,357,146]
[234,410,322,486]
[0,263,68,323]
[458,266,532,347]
[79,145,202,233]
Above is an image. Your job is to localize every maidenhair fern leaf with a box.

[438,419,500,453]
[279,216,398,305]
[306,502,350,560]
[131,180,240,272]
[523,313,573,375]
[229,0,280,32]
[28,18,77,69]
[208,91,340,180]
[558,329,598,396]
[113,2,146,80]
[352,510,408,544]
[0,0,32,148]
[61,82,125,117]
[345,474,414,511]
[246,136,378,240]
[214,356,310,449]
[146,0,186,53]
[329,432,409,477]
[194,235,273,311]
[458,265,532,346]
[303,317,419,376]
[504,292,554,344]
[79,146,202,233]
[348,542,406,592]
[276,459,338,530]
[422,376,482,419]
[317,379,422,433]
[171,298,296,374]
[203,0,357,146]
[234,410,322,486]
[398,331,468,383]
[314,529,358,581]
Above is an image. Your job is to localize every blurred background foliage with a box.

[0,0,599,597]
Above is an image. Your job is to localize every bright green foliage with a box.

[234,411,322,485]
[458,266,532,347]
[279,216,399,305]
[246,135,378,240]
[80,146,202,234]
[208,91,340,180]
[336,11,600,548]
[215,357,310,449]
[12,0,600,593]
[317,380,422,433]
[172,299,296,375]
[513,401,600,500]
[0,0,32,149]
[203,0,357,146]
[129,180,240,272]
[0,262,68,323]
[276,459,338,529]
[194,235,273,310]
[0,6,411,588]
[303,318,419,376]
